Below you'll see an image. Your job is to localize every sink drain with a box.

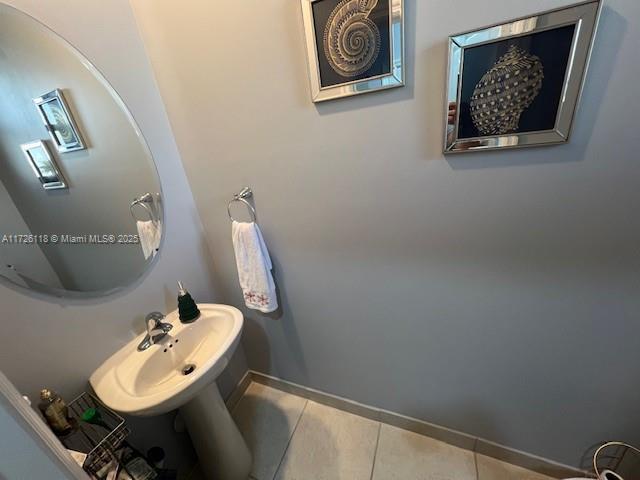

[182,364,196,376]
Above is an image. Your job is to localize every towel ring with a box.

[130,193,157,224]
[228,187,257,223]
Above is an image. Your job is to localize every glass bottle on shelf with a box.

[38,388,73,436]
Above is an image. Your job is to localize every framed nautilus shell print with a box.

[300,0,404,102]
[444,0,601,154]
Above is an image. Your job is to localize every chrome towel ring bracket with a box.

[130,193,157,224]
[228,187,257,223]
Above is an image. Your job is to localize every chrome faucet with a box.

[137,311,173,351]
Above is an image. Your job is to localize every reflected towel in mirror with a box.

[137,220,161,260]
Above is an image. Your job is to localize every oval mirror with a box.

[0,4,163,297]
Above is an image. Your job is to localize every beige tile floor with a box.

[193,382,556,480]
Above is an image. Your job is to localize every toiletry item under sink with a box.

[117,444,157,480]
[38,388,73,435]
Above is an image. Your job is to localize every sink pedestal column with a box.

[180,382,252,480]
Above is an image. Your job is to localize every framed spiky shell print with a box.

[444,1,601,153]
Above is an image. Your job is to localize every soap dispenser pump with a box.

[178,281,200,323]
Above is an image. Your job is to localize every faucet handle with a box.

[138,312,171,351]
[139,312,172,352]
[145,311,165,327]
[145,311,172,335]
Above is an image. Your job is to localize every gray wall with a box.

[0,177,61,287]
[0,8,159,292]
[0,0,247,473]
[0,403,72,480]
[132,0,640,467]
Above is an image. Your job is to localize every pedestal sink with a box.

[90,304,251,480]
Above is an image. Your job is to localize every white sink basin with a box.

[90,304,242,416]
[90,304,251,480]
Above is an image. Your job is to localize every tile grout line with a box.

[271,398,309,480]
[368,422,383,480]
[472,437,480,480]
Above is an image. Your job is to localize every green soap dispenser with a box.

[177,281,200,323]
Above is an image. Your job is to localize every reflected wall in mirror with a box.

[0,4,163,297]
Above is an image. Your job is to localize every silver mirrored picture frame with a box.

[20,140,68,190]
[301,0,404,102]
[444,0,601,154]
[33,89,85,153]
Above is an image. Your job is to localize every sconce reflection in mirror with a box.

[20,141,67,190]
[33,89,85,153]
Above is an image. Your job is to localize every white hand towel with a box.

[232,221,278,313]
[136,220,161,260]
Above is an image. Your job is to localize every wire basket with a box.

[60,392,130,477]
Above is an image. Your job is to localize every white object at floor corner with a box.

[90,304,251,480]
[600,471,625,480]
[563,468,624,480]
